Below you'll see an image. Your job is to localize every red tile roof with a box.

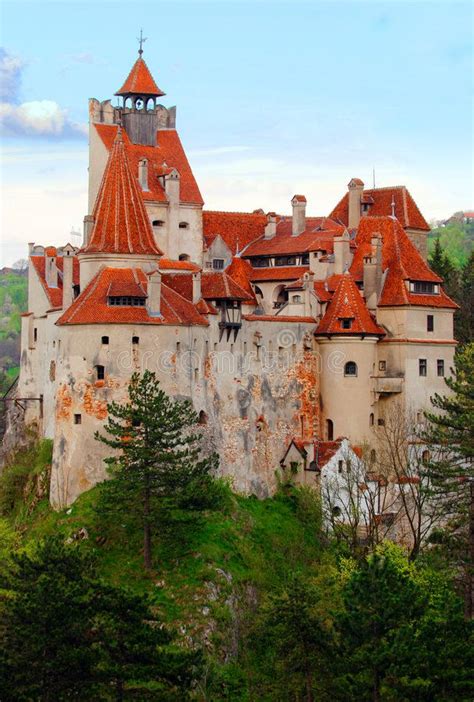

[249,266,309,282]
[30,255,80,309]
[57,268,208,326]
[115,56,165,97]
[315,440,342,469]
[203,211,267,255]
[329,186,430,231]
[82,129,162,256]
[225,257,257,303]
[316,274,385,336]
[159,258,200,272]
[243,217,345,257]
[94,124,203,206]
[243,314,317,323]
[349,217,457,309]
[201,271,255,301]
[292,194,307,202]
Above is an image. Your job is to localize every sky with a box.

[0,0,472,266]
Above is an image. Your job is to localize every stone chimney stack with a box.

[83,215,95,246]
[333,229,351,275]
[192,270,201,304]
[62,246,74,310]
[363,233,383,310]
[348,178,364,229]
[264,212,277,239]
[45,250,58,288]
[164,168,180,258]
[146,269,162,317]
[138,158,149,191]
[291,195,306,236]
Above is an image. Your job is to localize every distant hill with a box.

[0,269,27,392]
[429,213,474,269]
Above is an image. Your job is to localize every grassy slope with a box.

[428,220,474,268]
[1,441,326,681]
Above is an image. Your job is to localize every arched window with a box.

[179,222,189,229]
[326,419,334,441]
[344,361,358,376]
[370,449,376,463]
[178,253,190,261]
[332,505,342,517]
[198,410,208,425]
[152,220,164,227]
[422,449,430,464]
[273,284,288,309]
[254,285,264,298]
[370,412,374,426]
[146,98,155,111]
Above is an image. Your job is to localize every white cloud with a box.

[0,47,87,139]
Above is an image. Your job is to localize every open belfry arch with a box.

[6,40,457,508]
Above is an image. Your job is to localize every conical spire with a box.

[115,56,165,97]
[82,128,162,256]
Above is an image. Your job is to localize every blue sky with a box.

[1,0,472,265]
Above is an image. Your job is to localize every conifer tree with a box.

[458,250,474,343]
[96,370,218,570]
[422,343,474,616]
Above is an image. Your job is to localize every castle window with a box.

[378,418,385,426]
[179,253,190,261]
[252,258,268,268]
[152,220,164,227]
[370,449,376,463]
[292,295,302,303]
[370,413,374,426]
[332,506,341,517]
[213,258,225,270]
[341,318,352,330]
[326,419,334,441]
[412,281,437,294]
[379,360,386,371]
[198,410,208,425]
[73,284,80,299]
[179,222,189,229]
[275,256,296,266]
[34,328,38,342]
[301,254,310,265]
[108,296,146,307]
[419,359,427,377]
[101,336,109,345]
[95,365,105,381]
[254,285,264,298]
[74,414,82,425]
[132,336,139,345]
[437,359,444,376]
[338,460,343,473]
[344,361,357,376]
[427,314,434,332]
[422,449,430,464]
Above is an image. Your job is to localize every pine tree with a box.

[458,250,474,343]
[0,537,98,701]
[422,343,474,616]
[96,370,218,570]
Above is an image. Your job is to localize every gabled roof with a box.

[329,185,430,231]
[57,268,208,326]
[94,124,203,206]
[249,266,309,282]
[203,211,267,255]
[82,129,162,256]
[225,257,257,303]
[201,270,256,302]
[30,255,80,309]
[115,56,165,97]
[316,273,385,336]
[242,217,345,257]
[349,217,457,309]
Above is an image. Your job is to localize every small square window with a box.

[378,418,385,426]
[96,365,105,380]
[437,359,444,377]
[419,359,427,377]
[74,414,82,425]
[101,336,109,345]
[132,336,139,345]
[379,360,386,371]
[341,318,352,330]
[213,259,224,270]
[427,315,434,332]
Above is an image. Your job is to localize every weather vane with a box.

[137,29,147,56]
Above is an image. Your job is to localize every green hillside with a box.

[428,219,474,268]
[0,270,27,389]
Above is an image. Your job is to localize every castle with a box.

[9,50,457,508]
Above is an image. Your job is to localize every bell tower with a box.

[114,34,173,145]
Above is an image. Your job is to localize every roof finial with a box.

[391,196,396,217]
[137,28,147,56]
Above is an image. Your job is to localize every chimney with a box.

[28,242,35,255]
[264,212,277,239]
[164,168,180,205]
[83,215,95,246]
[138,158,149,191]
[146,269,162,317]
[62,246,75,309]
[303,271,315,316]
[348,178,364,229]
[291,195,306,236]
[333,229,351,275]
[363,233,382,310]
[192,270,201,304]
[45,251,58,288]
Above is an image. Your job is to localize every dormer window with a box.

[301,254,310,265]
[108,296,146,307]
[179,253,190,261]
[152,220,164,228]
[213,259,225,270]
[252,258,268,268]
[341,318,353,329]
[411,281,438,294]
[275,256,296,266]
